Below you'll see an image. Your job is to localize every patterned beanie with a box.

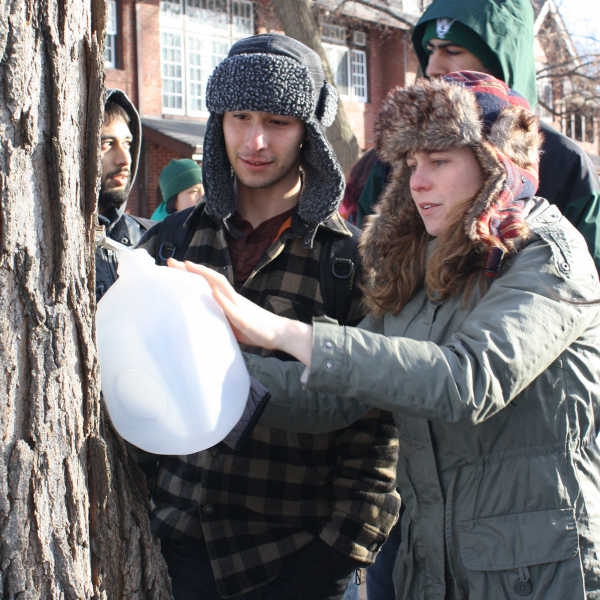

[201,33,345,242]
[373,71,542,276]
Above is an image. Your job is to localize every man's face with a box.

[99,115,133,215]
[222,111,305,193]
[425,39,489,78]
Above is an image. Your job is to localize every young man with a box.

[357,0,600,273]
[95,89,151,301]
[136,34,400,600]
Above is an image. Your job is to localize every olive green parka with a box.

[246,198,600,599]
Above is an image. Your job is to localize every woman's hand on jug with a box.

[167,259,313,366]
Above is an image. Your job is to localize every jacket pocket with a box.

[458,508,584,599]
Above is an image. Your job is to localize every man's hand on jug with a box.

[167,258,313,366]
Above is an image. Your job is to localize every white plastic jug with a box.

[96,246,250,455]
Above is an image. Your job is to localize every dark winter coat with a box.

[133,200,401,598]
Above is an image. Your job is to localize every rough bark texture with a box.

[0,0,172,597]
[269,0,361,173]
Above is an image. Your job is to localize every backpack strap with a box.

[320,221,362,325]
[153,203,204,266]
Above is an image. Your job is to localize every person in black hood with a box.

[95,89,152,302]
[357,0,600,275]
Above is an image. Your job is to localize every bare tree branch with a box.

[332,0,417,29]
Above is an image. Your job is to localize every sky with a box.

[555,0,600,53]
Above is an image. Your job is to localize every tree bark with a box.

[269,0,361,173]
[0,0,172,597]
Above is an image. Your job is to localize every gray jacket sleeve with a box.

[306,234,600,425]
[249,223,600,430]
[245,315,383,434]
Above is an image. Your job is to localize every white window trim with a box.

[322,42,368,104]
[186,34,232,118]
[160,0,184,27]
[161,28,186,116]
[160,0,253,116]
[351,49,368,103]
[105,0,117,69]
[232,0,253,39]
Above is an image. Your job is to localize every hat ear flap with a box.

[202,113,236,220]
[487,106,542,169]
[316,82,338,128]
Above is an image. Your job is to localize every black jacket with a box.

[95,212,151,301]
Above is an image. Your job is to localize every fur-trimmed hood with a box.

[362,72,542,282]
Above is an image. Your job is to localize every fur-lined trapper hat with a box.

[201,33,344,242]
[366,71,542,277]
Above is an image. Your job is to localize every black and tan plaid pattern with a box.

[135,207,400,597]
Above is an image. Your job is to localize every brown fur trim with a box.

[375,78,482,164]
[362,76,540,315]
[487,106,543,169]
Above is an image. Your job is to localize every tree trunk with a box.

[269,0,361,173]
[0,0,172,597]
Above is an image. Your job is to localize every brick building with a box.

[104,0,424,217]
[106,0,599,218]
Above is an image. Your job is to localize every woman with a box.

[171,72,600,599]
[151,158,203,221]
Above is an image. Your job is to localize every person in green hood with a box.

[357,0,600,274]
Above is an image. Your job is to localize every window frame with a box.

[186,34,231,117]
[159,0,253,116]
[105,0,118,69]
[322,41,368,104]
[161,28,186,116]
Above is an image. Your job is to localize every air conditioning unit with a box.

[352,30,366,46]
[321,23,347,44]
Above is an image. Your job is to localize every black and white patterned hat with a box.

[202,33,345,236]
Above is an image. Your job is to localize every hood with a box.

[102,89,142,226]
[412,0,537,108]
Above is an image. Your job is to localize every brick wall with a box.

[105,0,138,102]
[145,144,188,216]
[138,0,163,116]
[345,28,411,151]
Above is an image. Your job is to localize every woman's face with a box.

[407,146,484,237]
[175,183,203,212]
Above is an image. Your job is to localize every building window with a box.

[105,0,117,68]
[161,30,185,113]
[321,23,347,44]
[159,0,253,116]
[536,80,554,122]
[323,42,368,103]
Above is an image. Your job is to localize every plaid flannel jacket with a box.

[134,205,401,597]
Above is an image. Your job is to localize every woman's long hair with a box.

[360,189,493,316]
